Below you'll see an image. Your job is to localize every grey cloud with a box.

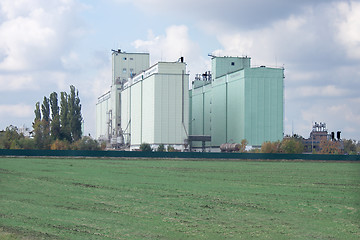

[130,0,337,29]
[196,0,334,29]
[0,1,87,73]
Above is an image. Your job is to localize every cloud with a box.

[0,104,33,118]
[0,74,37,91]
[132,25,209,78]
[300,102,360,138]
[197,0,360,139]
[286,85,351,99]
[335,1,360,59]
[211,4,345,67]
[0,16,55,70]
[132,25,198,62]
[0,0,86,72]
[126,1,360,139]
[60,52,81,70]
[89,65,112,102]
[116,0,334,30]
[210,1,360,101]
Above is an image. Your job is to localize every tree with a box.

[50,92,61,140]
[0,131,4,149]
[0,126,36,150]
[39,97,51,149]
[60,92,71,142]
[319,140,341,154]
[1,126,23,149]
[41,97,50,122]
[68,85,82,142]
[281,138,304,154]
[167,145,175,152]
[18,137,36,150]
[50,139,70,150]
[157,144,165,152]
[71,137,100,150]
[32,102,42,148]
[34,102,41,123]
[140,143,152,152]
[261,141,281,153]
[238,139,248,153]
[33,120,51,149]
[32,86,83,145]
[343,139,357,155]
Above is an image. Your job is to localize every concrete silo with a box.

[190,56,284,149]
[96,50,150,146]
[96,51,189,150]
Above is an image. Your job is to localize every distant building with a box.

[190,56,284,149]
[96,50,189,150]
[303,122,344,153]
[303,122,329,152]
[96,50,150,146]
[96,51,284,151]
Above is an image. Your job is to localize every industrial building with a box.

[190,56,284,149]
[303,122,343,153]
[96,50,284,150]
[96,50,150,147]
[96,50,189,150]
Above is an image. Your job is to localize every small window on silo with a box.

[123,68,126,73]
[130,58,134,60]
[231,62,235,66]
[123,57,127,60]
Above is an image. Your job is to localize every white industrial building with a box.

[96,50,189,150]
[97,49,284,151]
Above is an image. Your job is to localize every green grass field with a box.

[0,157,359,239]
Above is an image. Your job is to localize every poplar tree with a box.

[50,92,61,140]
[33,85,83,146]
[40,97,51,148]
[68,85,83,141]
[33,102,43,149]
[60,92,71,142]
[41,97,50,122]
[34,102,41,123]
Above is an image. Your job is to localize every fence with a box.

[0,149,359,161]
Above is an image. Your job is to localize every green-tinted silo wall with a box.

[190,57,284,147]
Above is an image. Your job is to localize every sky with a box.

[0,0,359,140]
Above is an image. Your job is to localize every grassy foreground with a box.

[0,158,359,239]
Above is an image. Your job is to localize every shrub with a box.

[18,138,36,150]
[319,140,341,154]
[167,145,175,152]
[100,141,107,150]
[71,136,101,151]
[157,144,165,152]
[261,141,281,153]
[281,138,304,154]
[51,139,70,150]
[238,139,248,153]
[140,143,152,152]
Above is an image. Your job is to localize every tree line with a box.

[258,136,360,155]
[0,86,102,150]
[33,85,82,149]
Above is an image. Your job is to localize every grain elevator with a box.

[96,50,284,151]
